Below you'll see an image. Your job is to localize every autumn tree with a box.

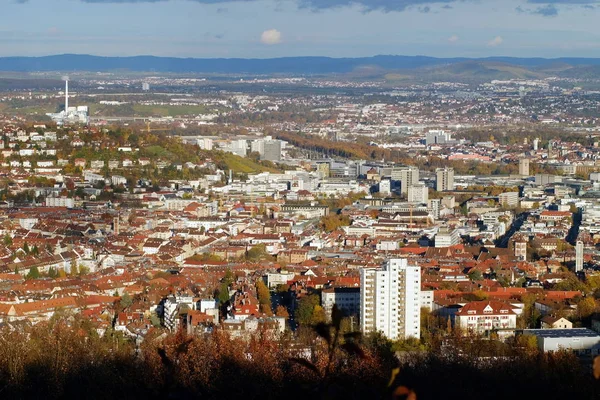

[319,214,351,233]
[576,296,597,320]
[256,280,273,315]
[295,294,324,326]
[275,305,289,318]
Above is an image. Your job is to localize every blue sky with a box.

[3,0,600,58]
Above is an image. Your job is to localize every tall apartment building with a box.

[262,140,282,161]
[391,166,419,195]
[360,258,421,340]
[435,167,454,192]
[576,241,584,272]
[251,138,282,161]
[519,158,530,176]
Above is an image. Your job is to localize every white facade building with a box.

[379,179,391,195]
[45,197,75,208]
[408,183,428,203]
[360,258,421,340]
[435,227,460,248]
[576,241,584,272]
[456,301,518,338]
[435,167,454,192]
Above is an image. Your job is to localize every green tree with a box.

[218,283,231,303]
[119,293,133,310]
[246,244,268,261]
[149,311,161,327]
[3,234,12,246]
[26,266,40,280]
[468,270,483,281]
[295,294,321,326]
[22,242,30,254]
[554,273,589,292]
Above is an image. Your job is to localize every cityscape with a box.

[2,0,600,399]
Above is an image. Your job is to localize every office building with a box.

[227,140,248,157]
[435,227,460,248]
[535,174,562,186]
[360,258,421,340]
[499,192,519,208]
[392,166,419,195]
[435,167,454,192]
[262,140,282,161]
[425,130,451,145]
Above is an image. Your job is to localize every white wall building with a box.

[360,258,421,340]
[408,183,428,203]
[456,301,518,338]
[576,241,584,272]
[45,197,75,208]
[379,179,391,195]
[435,227,460,248]
[436,167,454,192]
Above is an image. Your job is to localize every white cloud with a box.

[447,34,459,43]
[260,29,282,45]
[487,36,503,47]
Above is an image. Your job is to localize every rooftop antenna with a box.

[62,76,69,112]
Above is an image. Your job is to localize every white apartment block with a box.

[435,167,454,192]
[408,183,428,203]
[360,258,421,340]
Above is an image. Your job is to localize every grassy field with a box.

[219,152,280,174]
[0,103,56,115]
[88,103,220,118]
[131,104,216,117]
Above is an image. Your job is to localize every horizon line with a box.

[3,53,600,61]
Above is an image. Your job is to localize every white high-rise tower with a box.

[360,258,421,340]
[576,241,584,272]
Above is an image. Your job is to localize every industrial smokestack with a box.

[63,76,69,113]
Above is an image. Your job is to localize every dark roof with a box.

[523,328,600,338]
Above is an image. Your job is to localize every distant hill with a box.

[2,54,600,79]
[381,60,549,83]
